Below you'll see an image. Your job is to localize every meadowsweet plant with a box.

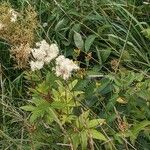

[21,37,108,149]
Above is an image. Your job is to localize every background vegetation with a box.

[0,0,150,149]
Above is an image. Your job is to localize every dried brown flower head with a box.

[11,43,32,69]
[0,2,38,68]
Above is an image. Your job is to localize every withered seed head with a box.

[11,43,32,69]
[0,2,38,68]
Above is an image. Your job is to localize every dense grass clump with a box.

[0,0,150,150]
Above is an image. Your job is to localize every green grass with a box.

[1,0,150,149]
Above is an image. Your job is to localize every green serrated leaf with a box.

[81,131,88,150]
[68,80,78,90]
[30,109,44,123]
[90,129,107,141]
[76,111,90,128]
[89,119,105,128]
[74,32,84,50]
[51,101,66,109]
[55,18,67,31]
[20,105,35,112]
[71,133,80,150]
[85,35,97,52]
[101,48,111,62]
[131,121,150,139]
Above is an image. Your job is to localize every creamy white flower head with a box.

[31,48,47,60]
[55,55,79,80]
[9,9,18,22]
[32,40,50,60]
[30,40,59,71]
[49,44,59,55]
[36,40,49,48]
[44,43,59,64]
[33,40,59,63]
[55,65,71,80]
[30,60,44,71]
[56,55,65,65]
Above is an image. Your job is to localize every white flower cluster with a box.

[55,55,79,80]
[30,40,59,71]
[30,60,44,71]
[30,39,79,80]
[9,9,18,22]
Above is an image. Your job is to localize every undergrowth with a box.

[0,0,150,150]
